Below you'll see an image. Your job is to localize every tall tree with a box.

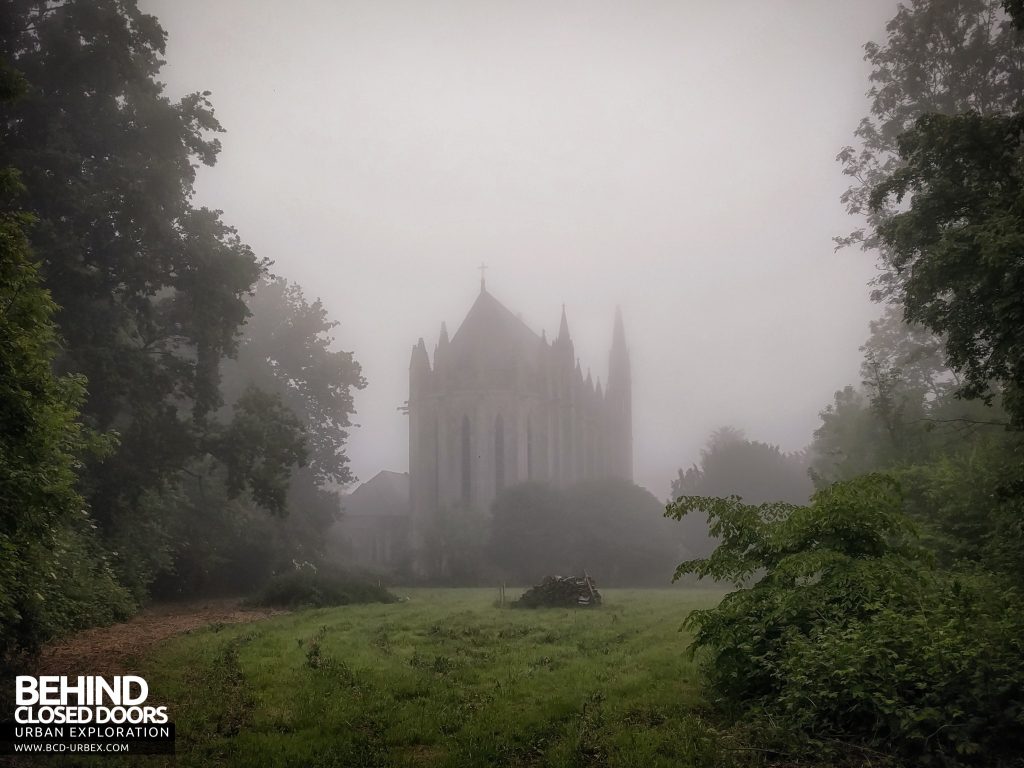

[673,428,813,505]
[0,63,131,658]
[0,2,326,596]
[869,107,1024,423]
[840,0,1024,423]
[220,276,366,488]
[488,479,681,586]
[672,428,813,559]
[837,0,1024,274]
[0,0,266,530]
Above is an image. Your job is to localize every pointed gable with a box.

[447,289,544,379]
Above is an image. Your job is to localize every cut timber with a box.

[514,575,603,608]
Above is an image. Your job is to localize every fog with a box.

[144,0,898,496]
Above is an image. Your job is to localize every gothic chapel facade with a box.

[408,279,633,552]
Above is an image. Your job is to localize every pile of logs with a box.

[514,574,602,608]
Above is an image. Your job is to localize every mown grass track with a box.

[59,588,762,768]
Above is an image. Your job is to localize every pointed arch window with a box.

[461,415,471,504]
[526,416,533,481]
[495,414,505,492]
[433,416,440,509]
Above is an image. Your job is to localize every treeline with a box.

[0,1,363,659]
[412,478,680,587]
[667,1,1024,764]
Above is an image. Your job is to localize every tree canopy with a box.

[0,1,365,621]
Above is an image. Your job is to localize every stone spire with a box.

[555,304,574,361]
[434,321,449,373]
[606,306,633,480]
[410,337,430,382]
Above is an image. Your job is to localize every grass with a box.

[78,588,763,768]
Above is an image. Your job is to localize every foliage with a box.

[897,435,1024,573]
[811,289,1024,581]
[810,309,1006,484]
[420,502,492,585]
[673,428,813,506]
[489,479,681,586]
[671,427,813,559]
[212,387,308,517]
[837,0,1024,424]
[0,0,297,597]
[666,476,1024,764]
[248,563,397,609]
[125,460,345,600]
[0,0,265,491]
[152,275,369,598]
[489,483,570,582]
[0,99,132,658]
[0,2,365,606]
[220,276,366,487]
[836,0,1024,268]
[869,109,1024,424]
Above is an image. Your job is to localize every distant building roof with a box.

[342,470,409,517]
[447,288,544,376]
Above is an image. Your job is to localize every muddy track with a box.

[33,599,286,677]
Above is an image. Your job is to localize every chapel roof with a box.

[447,287,545,370]
[343,470,409,517]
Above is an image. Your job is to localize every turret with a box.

[410,337,431,394]
[554,304,575,362]
[606,307,633,480]
[434,321,449,375]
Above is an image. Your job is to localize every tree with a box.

[151,275,370,596]
[0,0,270,589]
[0,2,345,600]
[869,109,1024,423]
[489,479,681,586]
[0,64,131,658]
[564,479,682,585]
[421,502,491,585]
[839,0,1024,423]
[837,0,1024,270]
[810,309,1022,573]
[673,427,813,505]
[220,276,366,488]
[671,428,813,558]
[489,483,568,584]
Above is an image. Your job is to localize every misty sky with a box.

[144,0,900,497]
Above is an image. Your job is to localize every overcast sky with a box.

[144,0,899,497]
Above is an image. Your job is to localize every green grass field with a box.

[126,588,754,767]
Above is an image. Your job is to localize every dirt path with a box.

[33,599,286,677]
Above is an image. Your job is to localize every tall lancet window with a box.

[526,417,533,481]
[494,414,505,492]
[461,415,471,504]
[433,417,440,509]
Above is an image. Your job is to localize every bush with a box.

[248,564,398,609]
[666,475,1024,765]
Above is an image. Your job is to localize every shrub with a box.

[248,564,398,609]
[666,475,1024,765]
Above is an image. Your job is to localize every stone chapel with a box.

[407,277,633,546]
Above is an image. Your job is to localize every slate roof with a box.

[447,288,544,374]
[343,470,409,517]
